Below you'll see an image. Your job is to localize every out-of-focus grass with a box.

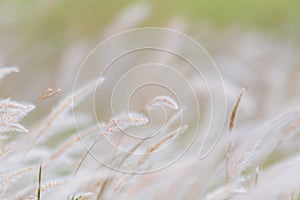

[1,0,300,39]
[0,0,299,105]
[178,0,300,31]
[1,0,299,57]
[1,0,299,104]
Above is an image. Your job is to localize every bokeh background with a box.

[1,1,300,199]
[1,0,300,141]
[1,0,299,106]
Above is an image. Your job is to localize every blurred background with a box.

[1,1,300,199]
[0,0,300,124]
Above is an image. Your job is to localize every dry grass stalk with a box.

[117,139,146,168]
[36,88,61,103]
[273,116,300,153]
[115,96,181,170]
[114,97,181,168]
[96,178,111,200]
[74,137,99,175]
[46,125,99,166]
[28,79,103,152]
[76,96,181,199]
[108,175,132,200]
[226,88,245,183]
[137,125,188,168]
[74,112,149,174]
[37,163,42,200]
[229,88,245,131]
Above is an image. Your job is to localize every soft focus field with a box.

[0,1,300,200]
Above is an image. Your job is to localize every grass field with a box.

[1,1,300,199]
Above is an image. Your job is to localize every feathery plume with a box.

[0,99,35,133]
[144,95,179,111]
[69,192,93,200]
[15,178,67,199]
[74,112,149,174]
[104,112,149,135]
[0,144,14,158]
[0,66,19,80]
[137,125,188,167]
[28,78,104,151]
[0,166,34,195]
[273,116,300,153]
